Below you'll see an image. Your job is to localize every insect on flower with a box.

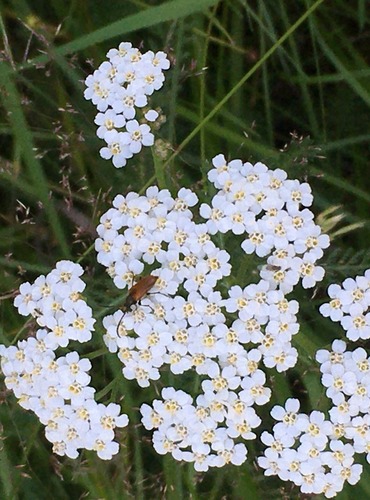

[117,274,158,332]
[116,275,158,334]
[121,275,159,313]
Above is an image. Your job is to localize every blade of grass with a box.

[0,62,71,257]
[315,28,370,108]
[199,4,219,190]
[177,103,277,158]
[0,439,17,499]
[277,0,319,137]
[258,2,274,145]
[164,0,326,166]
[310,165,370,204]
[17,0,220,70]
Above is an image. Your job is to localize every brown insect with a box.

[121,275,159,313]
[116,275,158,333]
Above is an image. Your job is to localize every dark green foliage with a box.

[0,0,369,498]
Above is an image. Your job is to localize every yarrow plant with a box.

[94,154,330,470]
[0,261,128,459]
[319,272,370,341]
[258,269,370,497]
[84,41,170,168]
[1,41,369,497]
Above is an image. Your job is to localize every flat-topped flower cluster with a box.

[97,184,234,386]
[200,154,329,293]
[14,260,94,348]
[94,154,329,471]
[3,39,368,498]
[320,272,370,341]
[258,269,370,497]
[258,396,363,498]
[0,261,128,460]
[84,42,170,168]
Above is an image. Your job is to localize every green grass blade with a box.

[0,62,70,257]
[18,0,220,68]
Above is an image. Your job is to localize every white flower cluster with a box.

[200,154,330,293]
[317,339,370,428]
[14,260,94,348]
[97,185,233,386]
[257,397,363,498]
[84,42,170,168]
[320,271,370,341]
[95,155,328,470]
[138,354,273,470]
[0,261,128,459]
[258,271,370,497]
[6,34,369,494]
